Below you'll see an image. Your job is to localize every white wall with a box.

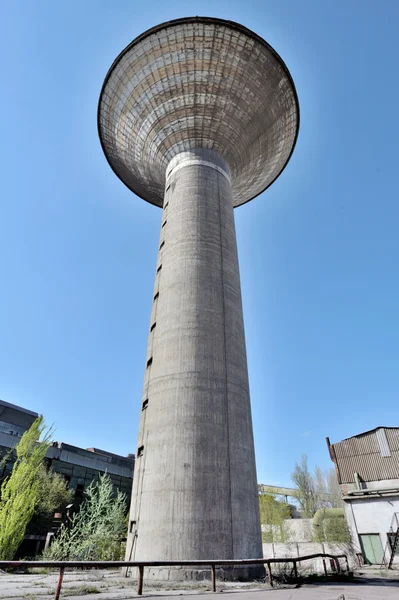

[263,542,356,574]
[261,518,314,543]
[345,496,399,564]
[284,518,314,542]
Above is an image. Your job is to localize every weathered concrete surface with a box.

[125,150,262,577]
[98,18,299,209]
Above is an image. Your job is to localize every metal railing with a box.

[381,512,399,569]
[0,553,349,599]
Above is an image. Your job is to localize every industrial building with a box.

[0,398,134,504]
[327,427,399,567]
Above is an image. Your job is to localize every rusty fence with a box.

[0,554,349,599]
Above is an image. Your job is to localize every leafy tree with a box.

[27,464,73,534]
[44,472,127,561]
[0,417,51,559]
[259,493,291,542]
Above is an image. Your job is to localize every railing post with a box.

[266,562,273,587]
[333,558,340,573]
[211,564,216,592]
[344,555,349,572]
[293,560,298,580]
[137,565,144,595]
[322,559,327,576]
[54,566,65,600]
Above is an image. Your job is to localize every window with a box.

[150,322,156,332]
[142,399,149,410]
[162,220,167,228]
[164,201,169,209]
[156,264,162,273]
[153,291,159,301]
[146,357,153,368]
[137,445,144,457]
[165,184,171,192]
[75,483,84,499]
[159,240,165,250]
[129,520,137,533]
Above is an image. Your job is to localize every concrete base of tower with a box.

[124,564,266,583]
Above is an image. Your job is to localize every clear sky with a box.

[1,0,398,488]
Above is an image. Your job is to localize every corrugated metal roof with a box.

[343,426,399,440]
[331,427,399,484]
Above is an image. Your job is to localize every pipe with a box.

[347,487,399,496]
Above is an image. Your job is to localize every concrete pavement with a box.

[0,570,398,600]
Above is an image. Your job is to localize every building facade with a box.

[0,399,134,506]
[328,427,399,567]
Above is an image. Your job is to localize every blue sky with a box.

[1,0,398,488]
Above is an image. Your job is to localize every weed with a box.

[62,585,101,596]
[28,568,50,575]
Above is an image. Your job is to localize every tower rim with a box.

[97,15,300,209]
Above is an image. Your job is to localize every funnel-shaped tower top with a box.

[98,16,299,208]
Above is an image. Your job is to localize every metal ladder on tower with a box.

[381,512,399,569]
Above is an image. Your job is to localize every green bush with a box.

[313,508,350,543]
[259,493,291,543]
[43,472,127,561]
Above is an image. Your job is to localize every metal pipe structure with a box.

[98,17,299,581]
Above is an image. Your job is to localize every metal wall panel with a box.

[332,428,399,483]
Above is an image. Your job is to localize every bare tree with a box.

[327,468,344,508]
[291,456,343,515]
[291,455,318,517]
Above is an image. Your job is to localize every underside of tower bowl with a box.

[98,17,299,581]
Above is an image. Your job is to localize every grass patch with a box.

[28,568,50,575]
[62,585,101,596]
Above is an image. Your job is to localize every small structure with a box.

[327,427,399,567]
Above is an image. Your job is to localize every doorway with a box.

[359,534,384,565]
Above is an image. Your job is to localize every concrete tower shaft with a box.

[127,149,262,568]
[98,16,299,579]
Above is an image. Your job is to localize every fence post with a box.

[266,562,273,587]
[322,559,327,576]
[293,560,298,580]
[54,566,65,600]
[211,564,216,592]
[332,558,340,573]
[137,565,144,595]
